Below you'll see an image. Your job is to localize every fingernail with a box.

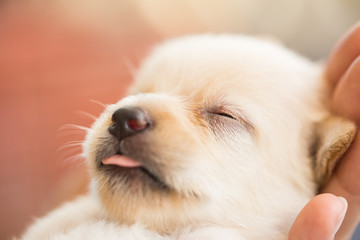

[333,197,348,236]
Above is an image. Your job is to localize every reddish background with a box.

[0,5,160,239]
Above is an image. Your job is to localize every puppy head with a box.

[84,35,355,234]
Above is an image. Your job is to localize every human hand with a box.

[323,22,360,240]
[288,22,360,240]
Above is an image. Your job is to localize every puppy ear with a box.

[313,116,356,188]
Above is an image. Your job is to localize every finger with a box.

[331,56,360,125]
[321,133,360,240]
[288,194,347,240]
[325,22,360,87]
[324,21,360,240]
[327,48,360,240]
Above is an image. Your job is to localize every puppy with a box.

[20,34,355,240]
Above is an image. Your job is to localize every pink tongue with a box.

[102,155,141,168]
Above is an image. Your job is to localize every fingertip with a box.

[288,194,347,240]
[311,194,347,231]
[336,196,348,227]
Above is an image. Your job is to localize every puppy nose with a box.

[108,107,150,140]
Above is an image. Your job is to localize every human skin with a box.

[288,23,360,240]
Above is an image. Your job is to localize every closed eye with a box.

[201,106,256,137]
[215,112,237,120]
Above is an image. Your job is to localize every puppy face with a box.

[84,35,353,235]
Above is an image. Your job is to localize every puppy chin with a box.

[91,175,210,234]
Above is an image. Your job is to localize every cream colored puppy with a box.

[21,35,355,240]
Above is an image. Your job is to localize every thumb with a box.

[288,194,347,240]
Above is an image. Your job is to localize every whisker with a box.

[62,153,87,168]
[57,132,86,141]
[58,142,84,152]
[90,99,107,109]
[64,140,84,144]
[57,121,90,168]
[75,111,98,121]
[59,124,90,132]
[59,149,83,160]
[122,57,137,79]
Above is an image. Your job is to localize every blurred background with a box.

[0,0,359,239]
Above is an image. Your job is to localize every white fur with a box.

[20,34,336,239]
